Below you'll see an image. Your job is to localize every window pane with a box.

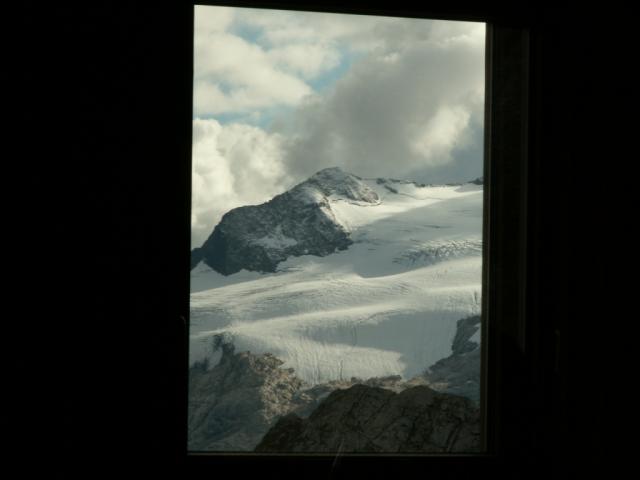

[189,4,485,453]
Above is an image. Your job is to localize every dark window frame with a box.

[23,1,592,475]
[185,2,535,475]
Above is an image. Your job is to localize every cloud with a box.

[191,118,292,248]
[192,6,424,118]
[267,43,341,79]
[194,4,234,35]
[191,8,486,243]
[409,105,472,163]
[194,31,313,116]
[276,21,486,183]
[233,8,383,49]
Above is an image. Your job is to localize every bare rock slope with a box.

[189,314,482,451]
[188,338,414,451]
[423,315,481,405]
[188,341,307,451]
[255,383,480,453]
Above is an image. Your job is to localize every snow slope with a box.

[190,177,483,384]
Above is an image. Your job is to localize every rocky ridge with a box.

[189,315,481,451]
[188,335,413,451]
[188,339,306,451]
[191,167,379,275]
[254,315,482,453]
[255,383,480,453]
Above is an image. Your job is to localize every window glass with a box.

[189,4,485,453]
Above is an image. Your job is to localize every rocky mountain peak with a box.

[298,167,379,204]
[191,167,379,275]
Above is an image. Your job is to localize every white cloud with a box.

[191,9,486,244]
[194,6,486,119]
[193,6,447,117]
[234,11,485,55]
[276,22,486,183]
[233,8,383,49]
[194,5,234,35]
[267,43,341,79]
[194,32,312,115]
[409,105,472,164]
[191,119,292,248]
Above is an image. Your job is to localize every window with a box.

[188,3,499,456]
[21,1,576,474]
[185,1,533,474]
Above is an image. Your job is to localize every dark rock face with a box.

[376,177,427,189]
[255,384,480,453]
[190,247,204,270]
[424,347,481,405]
[188,337,422,451]
[423,315,481,405]
[191,167,379,275]
[188,341,309,451]
[451,315,481,355]
[290,375,407,419]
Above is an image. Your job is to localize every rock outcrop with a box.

[189,314,482,451]
[290,375,408,419]
[188,340,308,451]
[423,315,481,405]
[191,167,379,275]
[188,337,407,451]
[255,383,480,453]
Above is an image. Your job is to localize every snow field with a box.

[190,181,483,384]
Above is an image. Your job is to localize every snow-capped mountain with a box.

[191,167,379,275]
[190,167,483,386]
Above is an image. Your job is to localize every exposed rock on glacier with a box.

[191,167,380,275]
[423,315,481,405]
[255,383,480,453]
[451,315,481,355]
[188,340,307,451]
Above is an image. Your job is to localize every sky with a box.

[192,5,485,248]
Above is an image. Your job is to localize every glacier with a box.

[190,170,483,385]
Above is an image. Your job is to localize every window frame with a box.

[185,2,533,473]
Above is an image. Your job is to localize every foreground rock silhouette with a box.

[255,383,480,453]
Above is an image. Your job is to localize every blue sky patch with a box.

[309,49,361,94]
[229,19,265,45]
